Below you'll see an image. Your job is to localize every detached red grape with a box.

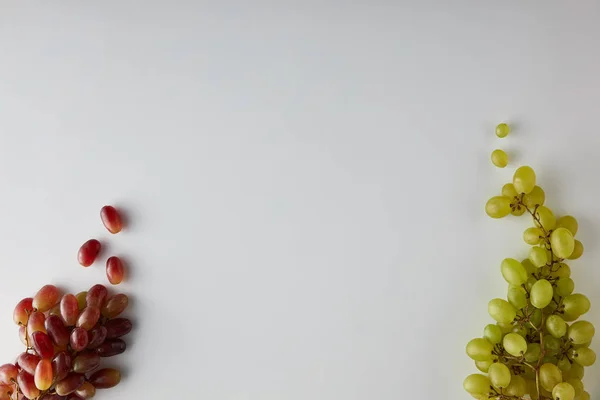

[77,239,101,267]
[100,205,123,234]
[106,256,125,285]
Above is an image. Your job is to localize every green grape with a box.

[563,294,590,317]
[566,378,583,398]
[568,363,584,379]
[488,362,511,388]
[552,382,575,400]
[567,321,595,344]
[501,183,518,198]
[530,279,553,309]
[580,391,590,400]
[530,308,542,326]
[511,324,528,338]
[539,363,563,392]
[496,123,510,138]
[556,215,578,236]
[529,246,548,268]
[504,375,526,397]
[567,240,583,260]
[550,228,575,259]
[503,332,527,356]
[463,374,491,395]
[507,285,527,310]
[572,340,591,349]
[491,149,508,168]
[475,360,493,373]
[511,204,526,216]
[544,335,561,354]
[496,321,513,334]
[523,227,544,245]
[501,258,528,285]
[523,185,546,208]
[546,315,567,338]
[488,298,516,324]
[555,277,574,297]
[485,196,512,218]
[524,342,541,362]
[551,263,571,279]
[569,347,596,366]
[534,205,557,231]
[483,324,503,345]
[520,258,536,275]
[545,300,559,314]
[466,338,494,361]
[557,358,571,372]
[513,166,536,194]
[525,276,537,291]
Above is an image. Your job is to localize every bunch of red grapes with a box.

[0,206,132,399]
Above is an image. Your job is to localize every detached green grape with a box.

[488,362,511,388]
[483,324,503,344]
[491,149,508,168]
[496,123,510,138]
[500,258,528,285]
[551,228,575,259]
[529,246,548,267]
[513,166,536,194]
[556,215,578,236]
[534,206,556,230]
[523,227,544,245]
[488,298,516,324]
[463,374,491,395]
[568,240,583,260]
[485,196,511,218]
[503,332,527,356]
[546,315,567,338]
[552,382,575,400]
[568,321,595,344]
[539,363,563,392]
[466,338,493,361]
[523,185,545,207]
[530,279,553,308]
[569,347,596,366]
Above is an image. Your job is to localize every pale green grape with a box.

[557,358,571,372]
[511,324,528,338]
[550,228,575,259]
[544,335,562,354]
[463,374,491,395]
[485,196,512,219]
[552,382,575,400]
[502,183,518,198]
[555,277,574,297]
[546,315,567,338]
[572,340,591,349]
[504,375,526,397]
[568,321,595,344]
[551,263,571,279]
[566,378,583,398]
[497,321,513,334]
[534,206,557,230]
[524,342,541,362]
[568,363,584,379]
[556,215,578,236]
[488,362,511,388]
[580,391,590,400]
[466,338,494,361]
[521,258,537,275]
[569,347,596,366]
[523,227,544,245]
[530,279,553,309]
[530,308,542,326]
[488,298,516,324]
[563,294,590,318]
[475,360,493,373]
[539,363,563,392]
[513,166,536,194]
[529,246,548,268]
[483,324,503,345]
[523,185,546,208]
[507,285,527,310]
[491,149,508,168]
[496,123,510,138]
[567,240,583,260]
[503,332,527,356]
[525,276,537,291]
[501,258,528,285]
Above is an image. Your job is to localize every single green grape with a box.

[563,294,590,318]
[501,183,518,198]
[568,240,584,260]
[556,215,578,236]
[491,149,508,168]
[463,374,491,395]
[521,258,537,275]
[524,342,541,362]
[485,196,512,218]
[504,375,526,397]
[496,321,513,334]
[475,359,493,373]
[544,334,562,354]
[534,205,556,230]
[483,324,503,344]
[539,363,563,392]
[550,227,575,259]
[496,123,510,138]
[511,324,528,338]
[566,378,584,398]
[500,258,528,285]
[523,227,544,245]
[580,391,591,400]
[488,362,511,388]
[568,321,595,344]
[530,279,553,309]
[551,263,571,279]
[557,358,571,372]
[503,332,527,356]
[568,363,584,380]
[569,347,596,366]
[555,277,574,296]
[572,341,591,349]
[552,382,575,400]
[523,185,545,208]
[488,298,516,324]
[546,315,567,338]
[529,246,548,268]
[466,338,494,361]
[507,285,527,310]
[530,308,542,326]
[513,166,536,194]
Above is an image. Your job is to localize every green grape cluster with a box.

[464,125,593,400]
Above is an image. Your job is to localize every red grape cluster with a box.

[0,206,132,399]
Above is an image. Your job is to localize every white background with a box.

[1,2,600,399]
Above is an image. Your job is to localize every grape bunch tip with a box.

[465,123,592,400]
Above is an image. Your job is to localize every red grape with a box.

[73,352,100,374]
[76,307,100,331]
[104,318,132,339]
[31,332,54,360]
[13,298,34,326]
[0,364,17,386]
[48,303,61,318]
[75,381,96,399]
[17,370,39,400]
[51,352,71,383]
[16,353,40,376]
[34,359,53,391]
[87,325,107,349]
[89,368,120,389]
[77,240,101,267]
[0,384,11,400]
[45,315,70,347]
[101,294,128,318]
[32,285,61,313]
[60,294,79,326]
[55,373,84,396]
[96,339,126,357]
[26,312,46,342]
[86,285,107,308]
[75,291,87,310]
[100,205,123,234]
[18,326,26,346]
[106,256,125,285]
[69,328,89,352]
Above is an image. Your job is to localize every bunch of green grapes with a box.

[463,124,593,400]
